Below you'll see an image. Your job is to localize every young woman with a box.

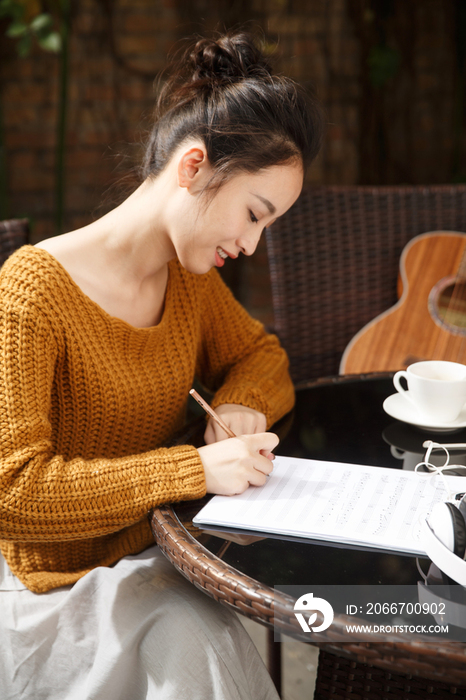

[0,31,324,699]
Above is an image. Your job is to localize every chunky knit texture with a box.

[0,246,294,592]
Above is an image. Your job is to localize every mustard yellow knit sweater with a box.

[0,246,294,593]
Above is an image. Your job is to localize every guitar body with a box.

[340,231,466,374]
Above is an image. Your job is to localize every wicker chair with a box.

[266,184,466,385]
[0,219,29,266]
[266,186,466,697]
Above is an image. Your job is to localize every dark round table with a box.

[150,373,466,694]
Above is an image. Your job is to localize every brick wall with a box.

[0,0,463,325]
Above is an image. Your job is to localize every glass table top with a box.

[173,374,466,589]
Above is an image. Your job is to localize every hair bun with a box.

[145,28,324,185]
[189,33,271,84]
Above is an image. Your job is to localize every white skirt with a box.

[0,545,279,700]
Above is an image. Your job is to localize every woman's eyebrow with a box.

[251,193,276,215]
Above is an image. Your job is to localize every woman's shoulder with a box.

[0,245,74,311]
[2,244,55,279]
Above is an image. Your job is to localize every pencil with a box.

[189,388,237,438]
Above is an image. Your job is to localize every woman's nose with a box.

[237,228,265,256]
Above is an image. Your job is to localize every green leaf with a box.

[30,13,53,34]
[17,33,32,57]
[0,0,23,21]
[0,0,15,13]
[6,20,28,37]
[37,31,61,53]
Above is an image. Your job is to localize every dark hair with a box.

[142,31,324,191]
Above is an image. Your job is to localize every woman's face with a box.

[171,158,303,275]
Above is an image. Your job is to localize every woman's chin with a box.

[178,256,212,276]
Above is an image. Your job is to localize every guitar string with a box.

[448,247,466,362]
[437,253,465,361]
[432,241,466,363]
[430,243,454,361]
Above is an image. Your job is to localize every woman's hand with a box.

[198,432,279,495]
[204,403,267,444]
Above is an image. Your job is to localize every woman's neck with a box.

[89,177,176,280]
[35,177,178,328]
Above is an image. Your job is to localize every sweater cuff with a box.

[168,445,207,502]
[211,382,295,429]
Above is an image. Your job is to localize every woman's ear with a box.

[177,144,210,190]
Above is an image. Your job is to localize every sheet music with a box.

[193,456,466,554]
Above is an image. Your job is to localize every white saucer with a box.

[383,392,466,432]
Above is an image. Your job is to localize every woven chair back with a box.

[266,184,466,383]
[0,219,29,267]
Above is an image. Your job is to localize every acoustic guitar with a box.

[340,231,466,374]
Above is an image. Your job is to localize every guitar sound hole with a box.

[429,276,466,336]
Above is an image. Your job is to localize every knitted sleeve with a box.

[195,270,295,427]
[0,301,206,544]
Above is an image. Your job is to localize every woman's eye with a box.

[249,210,258,223]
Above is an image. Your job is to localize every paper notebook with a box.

[193,456,466,555]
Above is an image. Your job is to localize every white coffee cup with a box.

[393,360,466,423]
